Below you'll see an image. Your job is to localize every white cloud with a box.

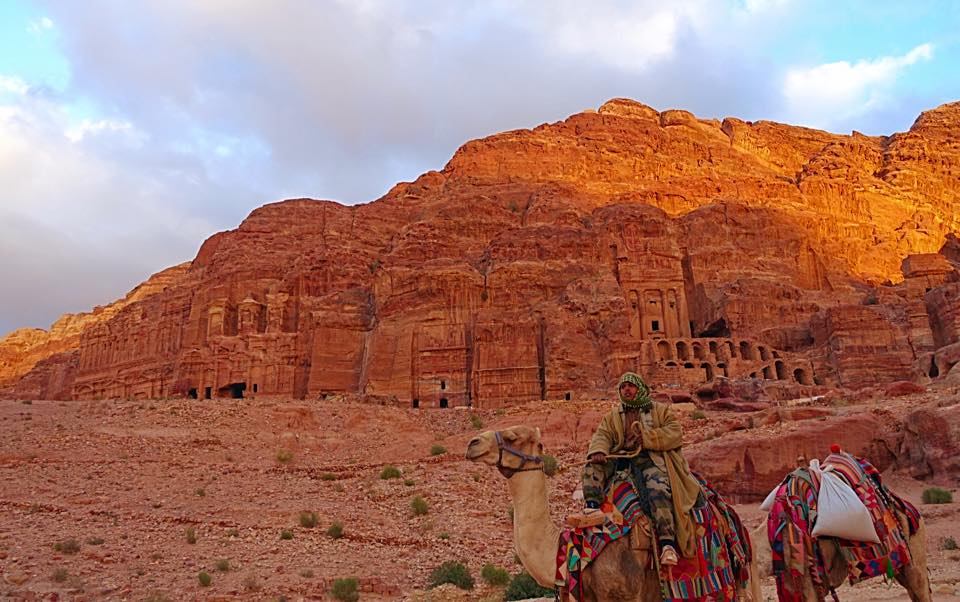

[741,0,790,13]
[512,2,692,72]
[0,78,267,334]
[64,117,136,142]
[0,75,29,95]
[783,43,934,129]
[27,16,54,36]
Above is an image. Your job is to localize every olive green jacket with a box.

[586,402,701,558]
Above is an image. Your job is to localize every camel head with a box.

[465,425,544,478]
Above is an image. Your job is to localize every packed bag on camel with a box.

[760,478,785,512]
[810,460,880,543]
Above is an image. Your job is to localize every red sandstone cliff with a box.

[4,99,960,404]
[0,263,190,397]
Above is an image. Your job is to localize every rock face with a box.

[897,402,960,481]
[4,99,960,405]
[687,412,901,501]
[0,264,189,391]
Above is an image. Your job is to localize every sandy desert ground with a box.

[0,397,957,601]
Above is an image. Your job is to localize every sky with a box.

[1,0,959,335]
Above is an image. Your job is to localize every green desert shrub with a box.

[411,496,429,516]
[428,561,474,590]
[481,563,510,586]
[326,521,344,539]
[279,529,293,540]
[470,414,484,429]
[299,511,318,528]
[380,465,402,479]
[185,527,197,544]
[53,538,80,554]
[198,571,212,587]
[942,536,958,550]
[331,577,359,602]
[276,450,293,464]
[215,559,230,572]
[541,454,558,477]
[505,571,554,600]
[430,444,447,456]
[922,487,953,504]
[691,409,707,420]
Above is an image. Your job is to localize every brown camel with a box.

[465,425,762,602]
[753,485,931,601]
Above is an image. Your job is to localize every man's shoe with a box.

[659,545,679,566]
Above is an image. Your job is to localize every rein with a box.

[494,431,544,479]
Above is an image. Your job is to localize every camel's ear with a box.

[535,427,542,442]
[500,427,520,442]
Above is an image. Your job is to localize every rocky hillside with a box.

[3,99,960,404]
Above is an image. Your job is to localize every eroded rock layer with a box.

[4,99,960,406]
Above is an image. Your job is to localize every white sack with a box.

[811,468,880,543]
[760,482,781,512]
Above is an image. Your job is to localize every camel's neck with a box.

[507,469,562,587]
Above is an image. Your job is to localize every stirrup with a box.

[659,545,678,566]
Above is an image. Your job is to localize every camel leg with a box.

[894,518,932,602]
[739,555,763,602]
[797,571,820,601]
[744,524,769,602]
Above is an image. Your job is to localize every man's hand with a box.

[625,421,643,450]
[589,452,607,464]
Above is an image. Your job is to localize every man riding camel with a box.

[582,372,701,566]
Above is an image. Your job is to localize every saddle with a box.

[559,474,752,602]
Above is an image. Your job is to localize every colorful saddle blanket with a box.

[558,473,752,601]
[767,452,921,602]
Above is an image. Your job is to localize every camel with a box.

[752,474,931,601]
[465,425,763,602]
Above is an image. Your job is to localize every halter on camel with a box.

[494,430,544,479]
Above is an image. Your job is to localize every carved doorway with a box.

[219,382,246,399]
